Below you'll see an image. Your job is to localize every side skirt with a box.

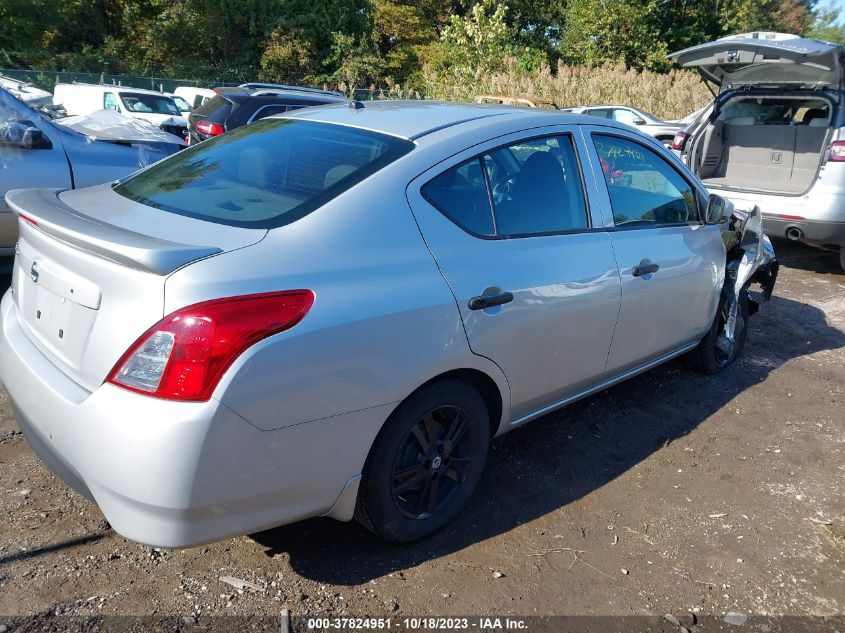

[508,341,700,429]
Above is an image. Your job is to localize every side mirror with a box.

[633,117,646,125]
[705,193,733,224]
[0,120,52,150]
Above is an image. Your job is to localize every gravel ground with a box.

[0,239,843,629]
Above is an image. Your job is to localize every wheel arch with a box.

[388,367,507,439]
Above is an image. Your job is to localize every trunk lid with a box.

[5,185,266,391]
[669,32,844,89]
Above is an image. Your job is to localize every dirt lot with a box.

[0,240,843,629]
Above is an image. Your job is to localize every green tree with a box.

[424,0,514,79]
[259,29,314,84]
[561,0,671,71]
[370,0,435,80]
[807,0,845,43]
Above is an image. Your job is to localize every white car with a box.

[670,32,845,270]
[563,105,684,147]
[0,75,53,108]
[173,86,217,110]
[53,83,188,138]
[167,93,193,114]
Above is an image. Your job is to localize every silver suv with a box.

[670,32,845,270]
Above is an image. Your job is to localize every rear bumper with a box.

[761,217,845,248]
[709,187,845,249]
[0,290,383,547]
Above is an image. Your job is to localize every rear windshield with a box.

[114,118,414,229]
[191,93,233,121]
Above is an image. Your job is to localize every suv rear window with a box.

[114,119,414,229]
[191,94,233,121]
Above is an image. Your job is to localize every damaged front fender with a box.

[717,205,779,356]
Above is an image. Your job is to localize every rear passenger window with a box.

[486,136,588,236]
[422,159,494,236]
[592,134,698,226]
[422,134,589,238]
[251,105,289,122]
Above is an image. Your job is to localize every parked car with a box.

[669,32,845,271]
[475,95,560,109]
[173,86,216,110]
[564,105,684,147]
[187,84,348,143]
[0,88,182,262]
[53,83,189,139]
[167,93,193,114]
[0,75,53,108]
[0,102,776,547]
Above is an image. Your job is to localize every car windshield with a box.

[120,92,181,115]
[114,118,414,229]
[171,96,191,112]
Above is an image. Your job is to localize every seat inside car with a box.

[496,151,574,235]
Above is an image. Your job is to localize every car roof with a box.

[214,85,347,103]
[278,100,636,140]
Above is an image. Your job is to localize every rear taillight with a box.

[829,141,845,162]
[195,121,225,137]
[671,131,688,151]
[107,291,314,401]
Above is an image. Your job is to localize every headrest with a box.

[808,117,829,128]
[727,117,756,126]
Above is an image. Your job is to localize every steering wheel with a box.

[492,176,516,202]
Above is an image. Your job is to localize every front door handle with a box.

[468,292,514,311]
[632,260,660,277]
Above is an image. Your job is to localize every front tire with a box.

[355,380,490,543]
[688,289,749,374]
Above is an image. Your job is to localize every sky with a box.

[828,0,845,23]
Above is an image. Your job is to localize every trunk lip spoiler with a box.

[5,188,222,275]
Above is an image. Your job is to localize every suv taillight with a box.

[195,120,225,137]
[829,141,845,162]
[107,291,315,401]
[671,131,688,151]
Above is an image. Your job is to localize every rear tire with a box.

[355,380,490,543]
[688,289,749,374]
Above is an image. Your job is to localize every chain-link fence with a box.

[0,68,240,95]
[0,67,426,102]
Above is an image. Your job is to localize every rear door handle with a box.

[632,260,660,277]
[468,292,514,310]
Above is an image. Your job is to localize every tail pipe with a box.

[785,226,803,241]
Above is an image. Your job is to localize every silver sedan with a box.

[0,102,776,547]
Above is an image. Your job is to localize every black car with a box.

[187,84,348,143]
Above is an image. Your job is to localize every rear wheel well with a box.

[400,369,504,437]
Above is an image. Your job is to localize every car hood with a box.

[669,32,844,88]
[53,110,187,145]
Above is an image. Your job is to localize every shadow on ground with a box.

[768,238,843,276]
[251,292,844,585]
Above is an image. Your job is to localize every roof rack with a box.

[238,83,345,98]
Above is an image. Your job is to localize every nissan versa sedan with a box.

[0,102,776,547]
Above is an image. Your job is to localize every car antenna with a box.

[349,100,365,110]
